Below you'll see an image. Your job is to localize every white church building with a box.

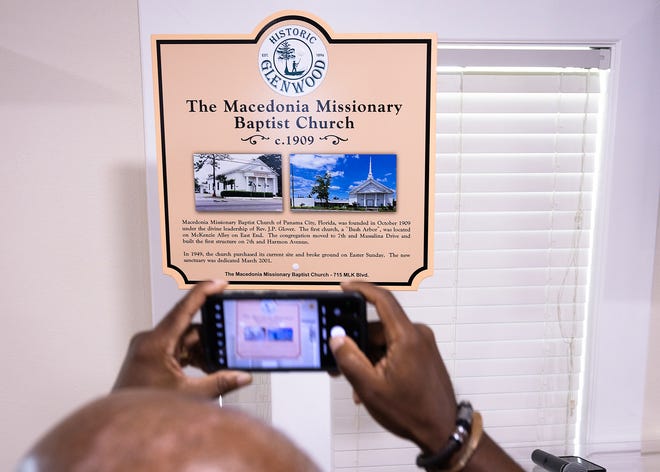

[348,158,395,208]
[195,154,279,196]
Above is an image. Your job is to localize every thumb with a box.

[330,334,377,395]
[186,371,253,398]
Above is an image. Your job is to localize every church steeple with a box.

[367,156,373,180]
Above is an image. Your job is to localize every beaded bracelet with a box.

[416,401,475,470]
[438,411,483,472]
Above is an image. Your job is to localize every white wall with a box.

[0,1,150,470]
[1,0,658,470]
[643,204,660,453]
[141,0,660,457]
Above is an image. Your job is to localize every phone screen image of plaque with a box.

[224,298,321,369]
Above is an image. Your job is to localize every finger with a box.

[156,280,227,345]
[341,281,413,339]
[366,322,387,365]
[175,325,199,363]
[179,325,210,371]
[367,321,386,344]
[352,389,362,405]
[329,333,379,398]
[186,370,253,398]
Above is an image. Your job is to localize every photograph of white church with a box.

[348,158,396,208]
[193,153,283,212]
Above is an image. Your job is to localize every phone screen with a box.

[202,292,366,371]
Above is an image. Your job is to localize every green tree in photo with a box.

[310,172,331,207]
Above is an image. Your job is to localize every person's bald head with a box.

[20,389,320,472]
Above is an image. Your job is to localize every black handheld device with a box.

[201,291,367,371]
[532,449,586,472]
[532,449,606,472]
[558,456,606,472]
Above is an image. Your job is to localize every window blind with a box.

[332,57,606,470]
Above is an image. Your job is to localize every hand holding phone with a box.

[113,280,253,398]
[201,291,367,371]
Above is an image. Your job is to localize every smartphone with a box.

[559,456,606,471]
[201,291,367,371]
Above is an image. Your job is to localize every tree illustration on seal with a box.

[276,40,304,77]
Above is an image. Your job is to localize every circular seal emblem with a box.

[259,24,328,97]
